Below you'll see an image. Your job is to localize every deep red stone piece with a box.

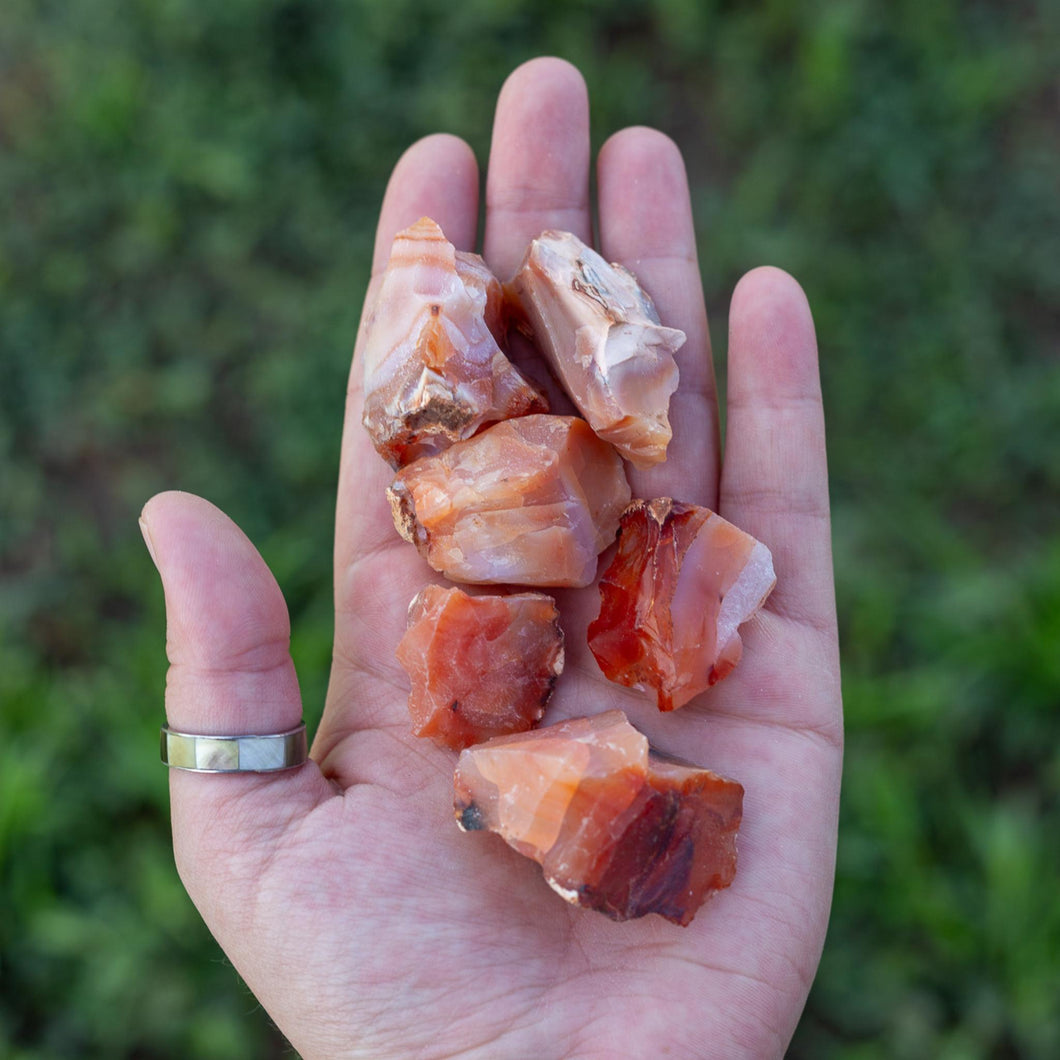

[588,499,776,710]
[396,585,564,751]
[454,710,743,925]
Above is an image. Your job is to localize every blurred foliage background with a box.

[2,0,1058,1056]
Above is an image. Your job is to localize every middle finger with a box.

[482,57,592,279]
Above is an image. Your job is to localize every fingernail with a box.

[139,514,159,568]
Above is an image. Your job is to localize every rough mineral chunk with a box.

[396,585,564,750]
[361,217,547,467]
[506,231,684,469]
[588,499,776,711]
[387,415,631,587]
[454,710,743,925]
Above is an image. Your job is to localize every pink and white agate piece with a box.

[506,231,684,469]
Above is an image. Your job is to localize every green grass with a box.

[2,0,1058,1055]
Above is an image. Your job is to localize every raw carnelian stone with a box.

[506,230,684,469]
[396,585,564,751]
[387,415,631,587]
[361,217,547,468]
[454,710,743,925]
[588,499,776,711]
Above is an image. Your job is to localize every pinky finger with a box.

[719,267,836,637]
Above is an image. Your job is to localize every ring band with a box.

[160,722,308,773]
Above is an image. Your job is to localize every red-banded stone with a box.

[588,499,775,710]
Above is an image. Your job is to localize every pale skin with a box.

[140,58,842,1060]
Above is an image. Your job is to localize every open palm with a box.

[142,59,842,1059]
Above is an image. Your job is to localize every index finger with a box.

[337,133,480,581]
[368,133,480,278]
[324,134,482,769]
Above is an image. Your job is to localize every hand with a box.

[141,57,842,1059]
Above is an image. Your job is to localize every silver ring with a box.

[160,722,308,773]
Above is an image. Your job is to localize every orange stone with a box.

[506,231,683,469]
[387,415,631,587]
[396,585,564,751]
[454,710,743,925]
[588,499,776,710]
[361,217,547,468]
